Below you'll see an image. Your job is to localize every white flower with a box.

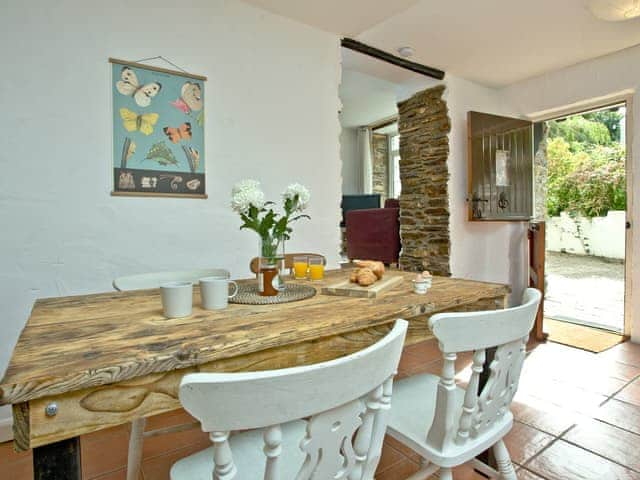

[232,179,260,196]
[231,179,265,213]
[282,183,310,211]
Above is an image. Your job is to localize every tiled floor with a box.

[2,338,640,479]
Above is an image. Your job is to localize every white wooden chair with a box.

[170,319,409,480]
[386,288,541,480]
[113,268,230,291]
[113,268,230,480]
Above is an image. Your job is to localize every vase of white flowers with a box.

[231,180,311,296]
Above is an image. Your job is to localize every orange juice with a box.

[293,261,308,279]
[308,263,324,280]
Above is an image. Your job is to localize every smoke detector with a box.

[589,0,640,21]
[396,46,415,58]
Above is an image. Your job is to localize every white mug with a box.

[200,276,239,310]
[160,282,193,318]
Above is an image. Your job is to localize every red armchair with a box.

[384,198,400,209]
[345,200,400,264]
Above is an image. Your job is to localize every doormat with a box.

[545,318,625,353]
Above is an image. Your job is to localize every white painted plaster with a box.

[0,0,342,429]
[340,127,360,194]
[547,211,626,260]
[339,69,399,128]
[339,68,399,195]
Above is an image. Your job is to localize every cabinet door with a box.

[467,111,533,221]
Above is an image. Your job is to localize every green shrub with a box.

[548,116,611,150]
[546,136,625,217]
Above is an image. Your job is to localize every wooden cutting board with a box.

[321,274,405,298]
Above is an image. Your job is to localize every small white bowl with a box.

[412,280,430,295]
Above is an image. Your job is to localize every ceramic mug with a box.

[200,276,239,310]
[160,282,193,318]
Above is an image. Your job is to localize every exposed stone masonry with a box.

[534,123,549,221]
[371,133,389,201]
[398,85,451,276]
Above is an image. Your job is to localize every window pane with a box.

[391,135,400,152]
[393,154,401,196]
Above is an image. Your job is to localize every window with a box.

[390,134,401,197]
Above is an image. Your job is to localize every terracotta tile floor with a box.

[2,338,640,479]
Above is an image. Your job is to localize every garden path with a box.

[545,251,624,332]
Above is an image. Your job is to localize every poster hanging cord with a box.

[133,56,190,74]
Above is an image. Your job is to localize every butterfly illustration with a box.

[120,108,159,136]
[163,122,192,143]
[116,67,162,107]
[171,82,203,114]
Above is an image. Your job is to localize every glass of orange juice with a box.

[293,256,309,279]
[308,256,324,281]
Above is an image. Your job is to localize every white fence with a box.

[546,210,626,260]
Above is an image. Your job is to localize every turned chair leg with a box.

[404,459,440,480]
[127,418,146,480]
[439,467,453,480]
[492,439,517,480]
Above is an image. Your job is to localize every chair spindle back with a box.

[426,289,541,452]
[179,320,408,480]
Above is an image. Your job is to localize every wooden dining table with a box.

[0,269,509,479]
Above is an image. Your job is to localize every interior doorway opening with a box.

[338,47,427,265]
[539,102,628,344]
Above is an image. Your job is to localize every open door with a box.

[467,111,533,221]
[467,111,545,336]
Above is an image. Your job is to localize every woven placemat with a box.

[230,282,316,305]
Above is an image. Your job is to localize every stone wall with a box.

[534,123,549,221]
[371,133,389,200]
[397,85,451,276]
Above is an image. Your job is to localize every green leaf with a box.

[145,142,178,166]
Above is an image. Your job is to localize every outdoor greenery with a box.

[546,109,626,218]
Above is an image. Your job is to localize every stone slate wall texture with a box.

[397,85,452,276]
[371,133,389,201]
[534,123,550,221]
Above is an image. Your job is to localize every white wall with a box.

[397,75,528,306]
[339,68,400,195]
[502,44,640,341]
[445,76,528,305]
[339,69,399,128]
[0,0,342,432]
[340,127,360,194]
[547,211,626,260]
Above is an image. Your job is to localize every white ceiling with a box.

[241,0,420,37]
[341,49,431,86]
[242,0,640,87]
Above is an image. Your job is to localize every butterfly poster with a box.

[110,58,207,198]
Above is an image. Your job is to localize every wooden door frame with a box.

[529,221,546,341]
[528,92,634,337]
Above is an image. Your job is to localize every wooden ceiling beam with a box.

[341,38,445,80]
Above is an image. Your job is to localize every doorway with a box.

[538,102,630,347]
[338,47,430,265]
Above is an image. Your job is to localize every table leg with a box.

[127,418,146,480]
[33,437,82,480]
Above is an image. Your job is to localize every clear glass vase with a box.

[257,236,284,296]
